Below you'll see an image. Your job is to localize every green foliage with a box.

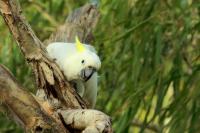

[0,0,199,132]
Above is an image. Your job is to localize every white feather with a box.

[46,42,101,108]
[83,72,98,108]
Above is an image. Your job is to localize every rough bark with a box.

[0,0,112,132]
[0,65,67,133]
[0,0,86,109]
[44,3,100,45]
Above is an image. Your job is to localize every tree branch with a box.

[44,3,99,45]
[0,0,112,132]
[0,0,86,109]
[0,65,67,132]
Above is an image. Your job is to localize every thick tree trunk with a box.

[0,0,112,132]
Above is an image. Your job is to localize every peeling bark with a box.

[59,109,112,133]
[0,0,86,109]
[44,3,99,45]
[0,0,112,132]
[0,65,67,133]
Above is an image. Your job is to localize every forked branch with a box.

[0,0,112,132]
[0,0,86,109]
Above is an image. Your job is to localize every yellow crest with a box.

[75,36,85,52]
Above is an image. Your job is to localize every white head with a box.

[63,36,101,81]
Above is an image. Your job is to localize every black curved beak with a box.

[81,67,96,81]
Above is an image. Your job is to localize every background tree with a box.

[0,0,200,132]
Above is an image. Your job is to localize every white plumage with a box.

[46,41,101,108]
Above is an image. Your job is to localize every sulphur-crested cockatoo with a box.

[46,36,101,108]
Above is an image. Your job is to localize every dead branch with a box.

[44,3,99,45]
[0,0,86,109]
[0,65,67,132]
[0,0,112,132]
[59,109,112,133]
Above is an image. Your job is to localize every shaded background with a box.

[0,0,200,132]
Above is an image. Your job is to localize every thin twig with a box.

[131,119,161,132]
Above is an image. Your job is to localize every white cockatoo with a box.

[46,36,101,108]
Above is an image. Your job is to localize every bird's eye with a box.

[81,60,85,64]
